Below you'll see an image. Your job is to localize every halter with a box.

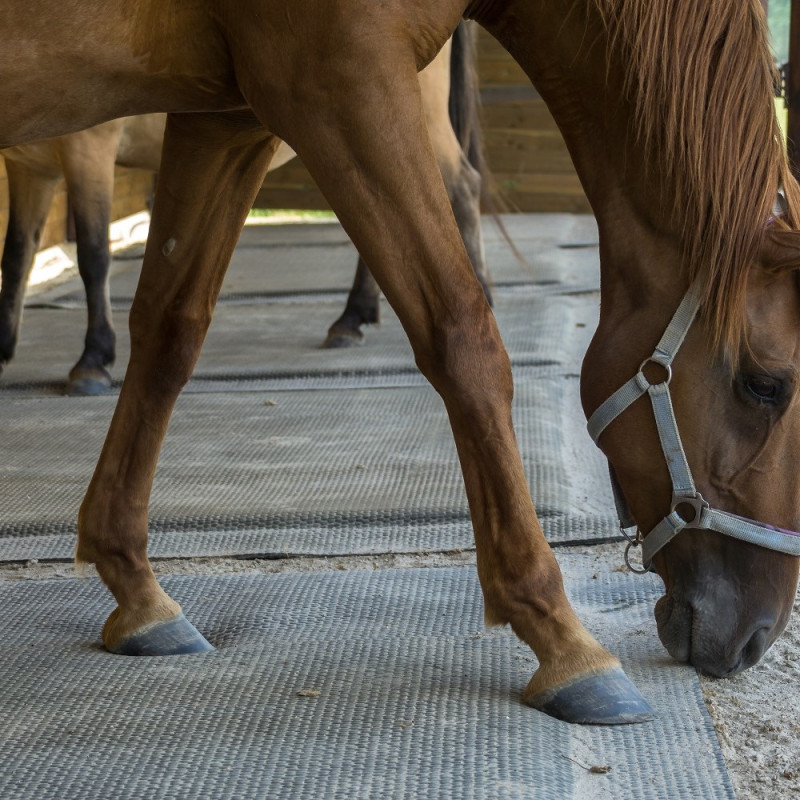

[586,282,800,573]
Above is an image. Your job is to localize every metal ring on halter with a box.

[624,539,652,574]
[639,358,672,386]
[670,492,708,527]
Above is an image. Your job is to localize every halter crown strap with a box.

[586,283,800,570]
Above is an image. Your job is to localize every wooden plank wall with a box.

[254,27,590,213]
[476,30,591,213]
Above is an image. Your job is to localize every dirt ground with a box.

[1,541,797,799]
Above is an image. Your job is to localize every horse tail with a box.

[448,20,486,191]
[448,21,524,265]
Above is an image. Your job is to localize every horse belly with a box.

[0,0,244,148]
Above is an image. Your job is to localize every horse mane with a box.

[593,0,799,359]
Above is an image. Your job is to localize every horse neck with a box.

[480,1,686,315]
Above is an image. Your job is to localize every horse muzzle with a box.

[653,582,782,677]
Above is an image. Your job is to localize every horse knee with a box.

[129,304,210,393]
[414,297,511,408]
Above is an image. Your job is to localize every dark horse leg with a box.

[0,157,59,373]
[56,121,123,395]
[324,21,490,348]
[76,110,279,654]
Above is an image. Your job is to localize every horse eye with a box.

[744,375,781,403]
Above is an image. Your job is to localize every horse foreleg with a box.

[56,121,123,395]
[0,158,58,372]
[252,44,649,723]
[75,111,278,655]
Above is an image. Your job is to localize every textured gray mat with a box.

[11,214,600,397]
[30,214,600,308]
[0,375,616,560]
[4,287,598,397]
[0,565,733,799]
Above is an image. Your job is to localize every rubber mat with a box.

[3,288,598,397]
[31,214,600,308]
[0,375,617,561]
[0,565,733,799]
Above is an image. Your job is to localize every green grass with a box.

[247,209,336,222]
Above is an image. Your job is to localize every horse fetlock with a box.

[0,318,19,364]
[76,503,148,573]
[482,566,612,674]
[82,330,117,367]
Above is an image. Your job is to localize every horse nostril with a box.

[739,626,771,672]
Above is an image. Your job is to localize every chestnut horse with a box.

[0,22,490,394]
[2,0,799,725]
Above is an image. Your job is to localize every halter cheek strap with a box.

[586,284,800,572]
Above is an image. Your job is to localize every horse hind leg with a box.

[245,35,649,723]
[0,157,59,373]
[324,256,380,348]
[56,121,124,395]
[322,27,489,349]
[75,111,279,655]
[322,142,486,352]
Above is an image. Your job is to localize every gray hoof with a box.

[526,666,654,725]
[66,376,112,396]
[66,367,113,396]
[108,613,214,656]
[323,328,365,349]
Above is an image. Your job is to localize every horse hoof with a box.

[323,328,365,349]
[107,613,214,656]
[525,666,654,725]
[66,370,113,396]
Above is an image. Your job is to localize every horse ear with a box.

[760,227,800,274]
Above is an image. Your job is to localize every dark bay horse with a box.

[0,22,490,394]
[2,0,799,725]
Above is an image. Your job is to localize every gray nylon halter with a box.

[587,282,800,573]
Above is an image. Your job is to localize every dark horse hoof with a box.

[525,666,654,725]
[108,613,214,656]
[66,367,113,396]
[323,327,366,349]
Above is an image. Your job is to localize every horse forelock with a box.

[593,0,795,360]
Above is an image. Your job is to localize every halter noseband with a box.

[587,284,800,573]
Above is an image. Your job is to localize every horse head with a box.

[582,216,800,677]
